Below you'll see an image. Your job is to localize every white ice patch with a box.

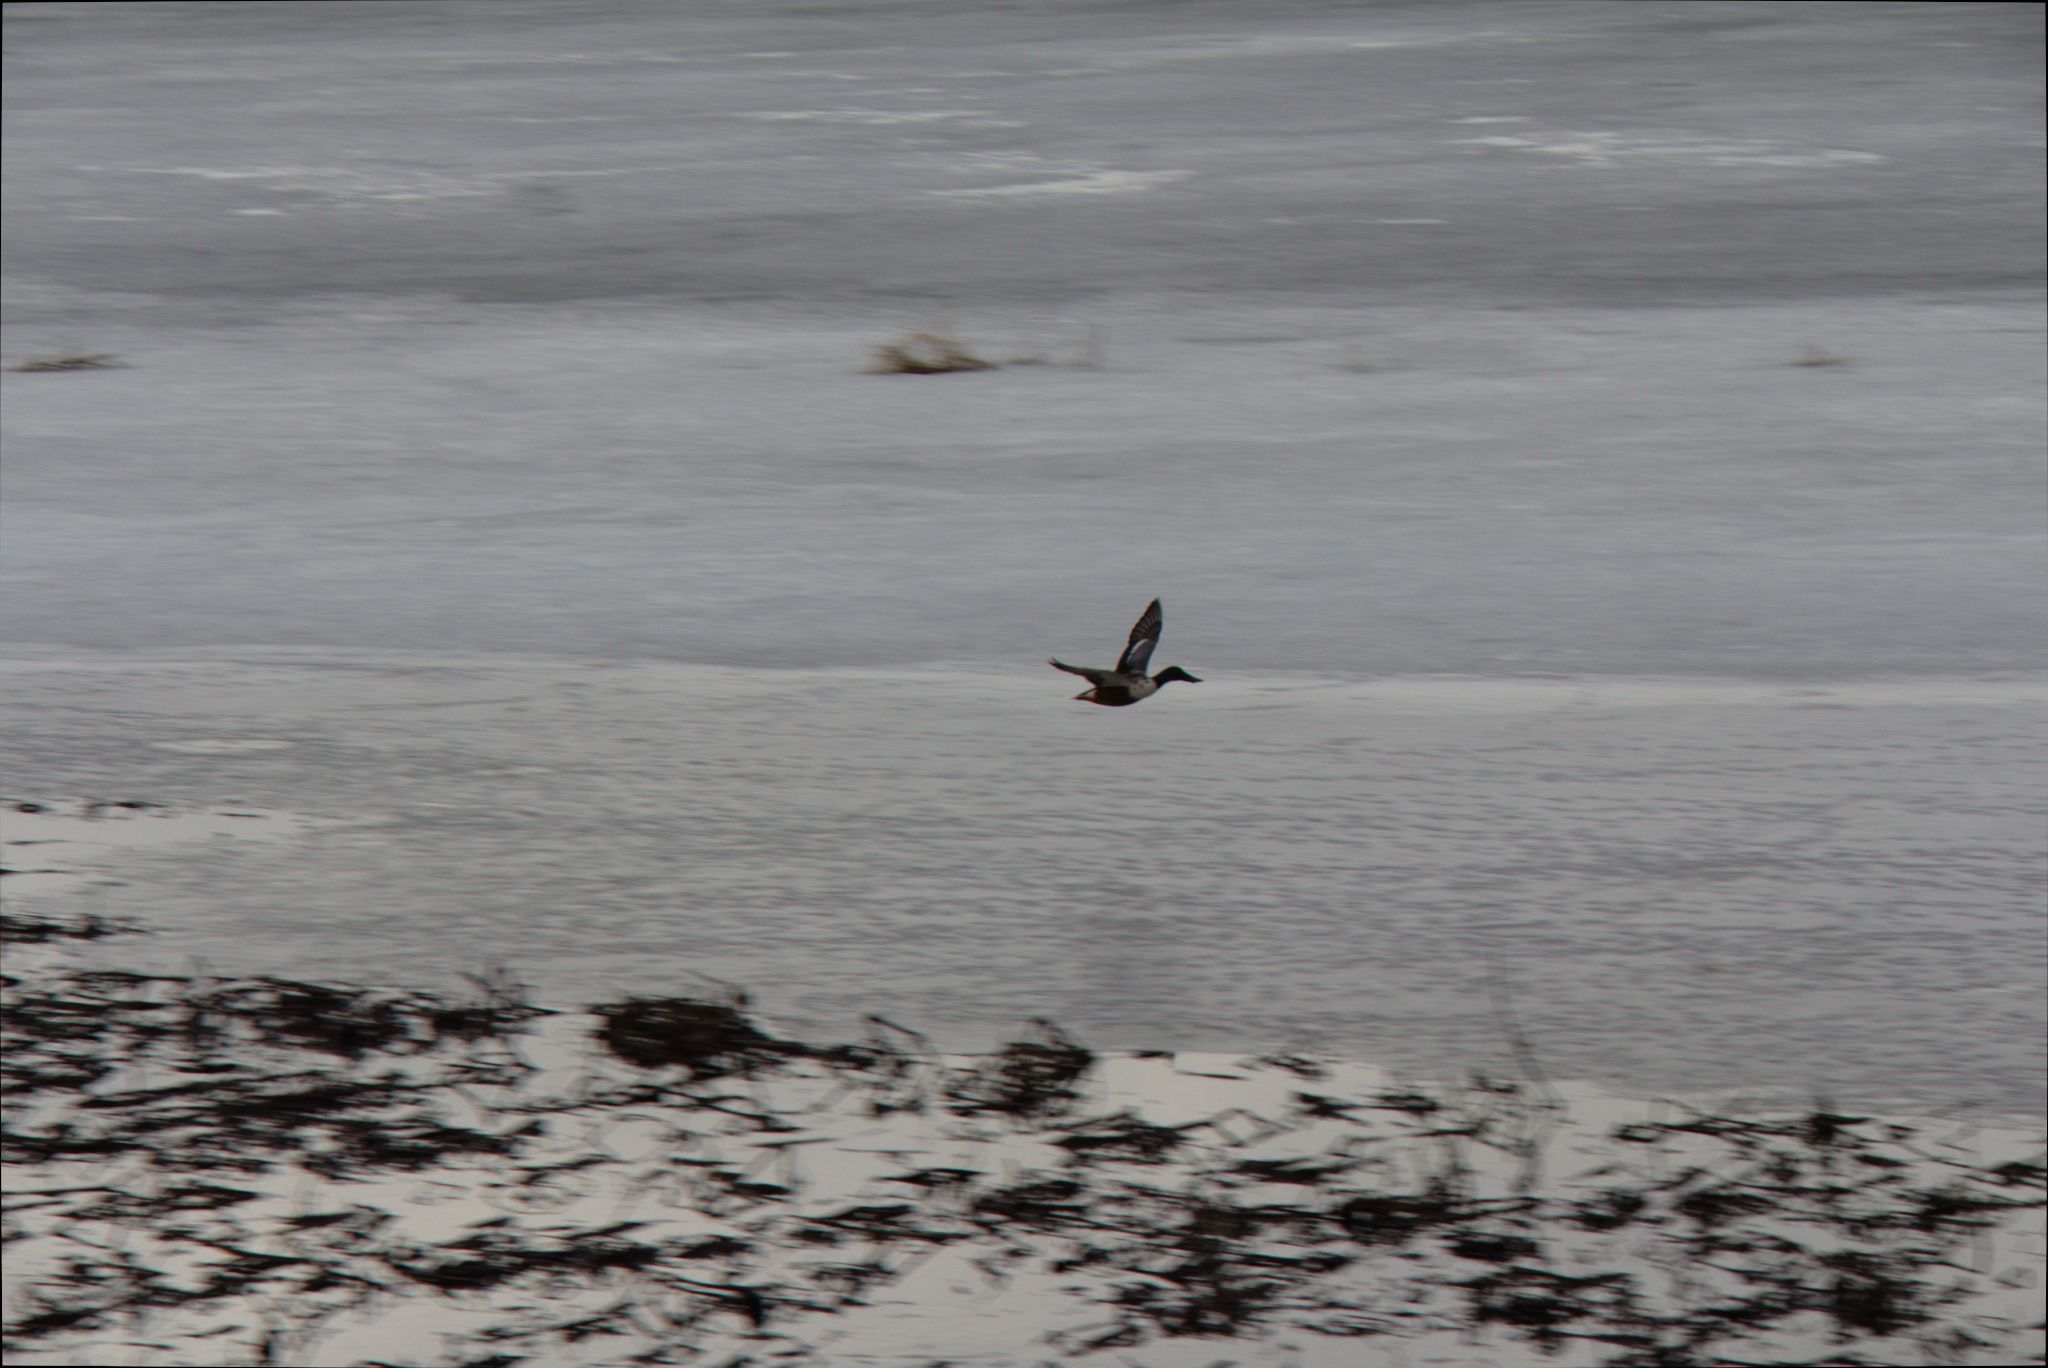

[149,738,296,753]
[1051,30,1489,73]
[1458,131,1885,169]
[932,168,1193,199]
[120,164,662,206]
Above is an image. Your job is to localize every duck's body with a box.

[1052,671,1175,707]
[1049,598,1202,706]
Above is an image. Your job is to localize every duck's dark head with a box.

[1154,665,1202,686]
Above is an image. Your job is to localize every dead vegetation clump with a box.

[867,328,998,375]
[8,352,125,373]
[866,323,1106,374]
[593,992,792,1078]
[1335,347,1410,375]
[943,1017,1094,1118]
[1790,342,1852,368]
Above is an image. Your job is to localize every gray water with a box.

[3,2,2043,1116]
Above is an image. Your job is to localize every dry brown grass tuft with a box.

[9,352,126,373]
[867,329,998,375]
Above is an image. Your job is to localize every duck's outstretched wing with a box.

[1049,658,1114,686]
[1116,598,1163,677]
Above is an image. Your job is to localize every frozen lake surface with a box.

[4,2,2044,1118]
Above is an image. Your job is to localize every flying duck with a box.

[1049,598,1202,706]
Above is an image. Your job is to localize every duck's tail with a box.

[1048,658,1109,684]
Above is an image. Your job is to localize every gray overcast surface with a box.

[3,1,2043,1116]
